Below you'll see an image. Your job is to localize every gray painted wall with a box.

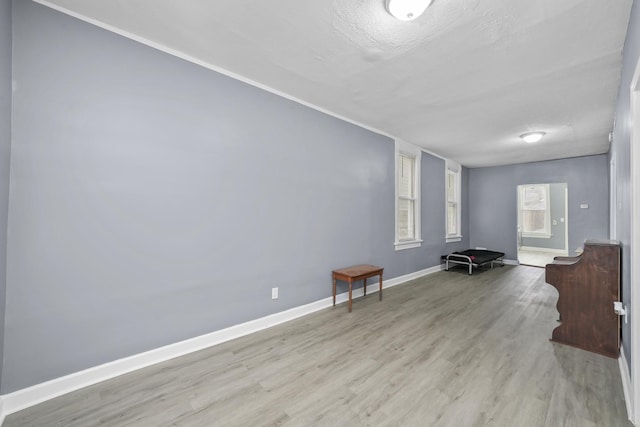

[469,155,609,260]
[420,154,470,268]
[0,0,12,388]
[4,1,468,393]
[611,0,640,369]
[520,183,567,251]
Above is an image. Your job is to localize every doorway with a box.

[517,183,569,267]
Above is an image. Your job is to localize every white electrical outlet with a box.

[272,287,279,299]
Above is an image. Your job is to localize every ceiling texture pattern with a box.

[35,0,633,167]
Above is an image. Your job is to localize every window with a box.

[398,154,416,239]
[520,184,551,237]
[395,140,422,250]
[446,161,462,242]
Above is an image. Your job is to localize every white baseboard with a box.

[503,259,519,266]
[519,246,567,254]
[0,397,5,426]
[620,350,635,425]
[1,264,442,418]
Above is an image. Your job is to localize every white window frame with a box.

[445,161,462,242]
[394,140,422,250]
[519,184,551,238]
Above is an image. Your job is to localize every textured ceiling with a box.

[35,0,633,167]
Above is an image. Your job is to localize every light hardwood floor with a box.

[517,249,560,268]
[5,266,632,426]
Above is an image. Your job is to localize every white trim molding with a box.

[1,264,444,417]
[630,53,640,427]
[518,246,567,255]
[393,239,423,250]
[620,350,634,424]
[32,1,458,173]
[32,1,397,145]
[611,156,618,240]
[0,397,5,426]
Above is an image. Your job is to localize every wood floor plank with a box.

[4,266,632,426]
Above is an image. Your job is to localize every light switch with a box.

[580,204,589,209]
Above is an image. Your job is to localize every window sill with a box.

[446,235,462,243]
[394,239,423,251]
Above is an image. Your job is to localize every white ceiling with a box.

[35,0,633,167]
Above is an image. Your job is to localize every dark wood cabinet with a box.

[545,240,621,358]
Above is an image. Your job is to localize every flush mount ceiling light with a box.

[520,131,546,143]
[386,0,433,21]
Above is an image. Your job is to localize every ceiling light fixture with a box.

[386,0,433,21]
[520,131,546,143]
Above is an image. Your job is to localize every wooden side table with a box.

[332,264,383,312]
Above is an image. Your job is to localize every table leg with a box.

[332,276,336,306]
[348,281,353,313]
[379,273,383,301]
[363,277,367,296]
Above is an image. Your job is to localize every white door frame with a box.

[516,183,568,258]
[611,156,617,239]
[564,186,569,255]
[630,54,640,424]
